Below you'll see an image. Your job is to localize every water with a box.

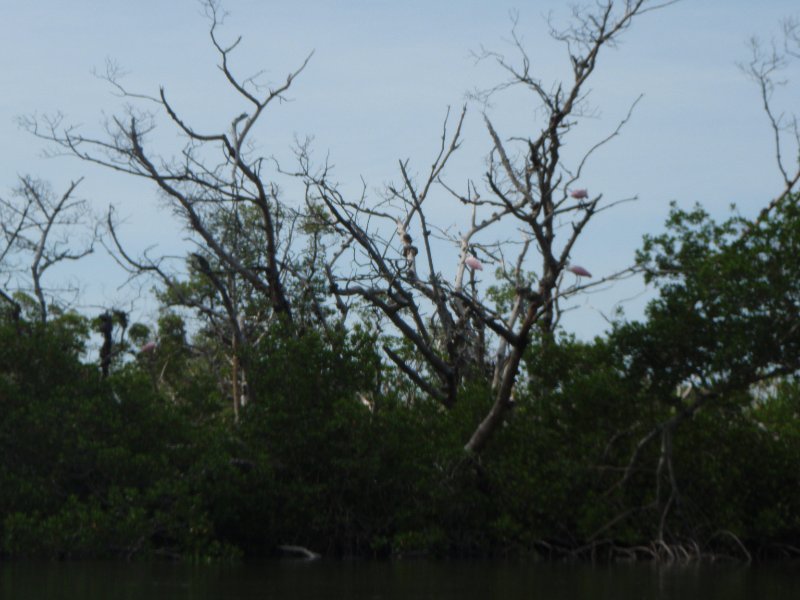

[1,559,799,599]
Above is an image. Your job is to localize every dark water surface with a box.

[2,559,799,599]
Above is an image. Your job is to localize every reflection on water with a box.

[2,559,799,599]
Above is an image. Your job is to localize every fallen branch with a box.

[278,544,321,560]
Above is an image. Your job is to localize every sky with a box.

[1,0,799,339]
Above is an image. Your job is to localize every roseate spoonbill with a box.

[140,341,157,354]
[566,264,592,278]
[570,189,589,199]
[465,256,483,271]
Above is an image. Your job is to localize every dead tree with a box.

[0,175,95,323]
[21,0,319,415]
[21,1,306,326]
[304,0,667,453]
[741,19,800,225]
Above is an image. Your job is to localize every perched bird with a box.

[570,189,589,200]
[191,252,211,274]
[140,341,157,354]
[465,255,484,271]
[566,264,592,278]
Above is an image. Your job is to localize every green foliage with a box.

[631,198,800,388]
[230,326,446,556]
[0,314,229,560]
[603,195,800,548]
[2,197,800,561]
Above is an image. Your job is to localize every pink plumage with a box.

[566,264,592,277]
[140,341,157,354]
[570,189,589,199]
[465,256,483,271]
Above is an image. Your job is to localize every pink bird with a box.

[566,264,592,278]
[140,341,157,354]
[570,189,589,200]
[465,256,483,271]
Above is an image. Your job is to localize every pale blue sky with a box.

[2,1,799,337]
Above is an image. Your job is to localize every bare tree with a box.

[18,0,672,438]
[20,0,318,416]
[303,0,670,453]
[0,175,95,323]
[742,19,800,227]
